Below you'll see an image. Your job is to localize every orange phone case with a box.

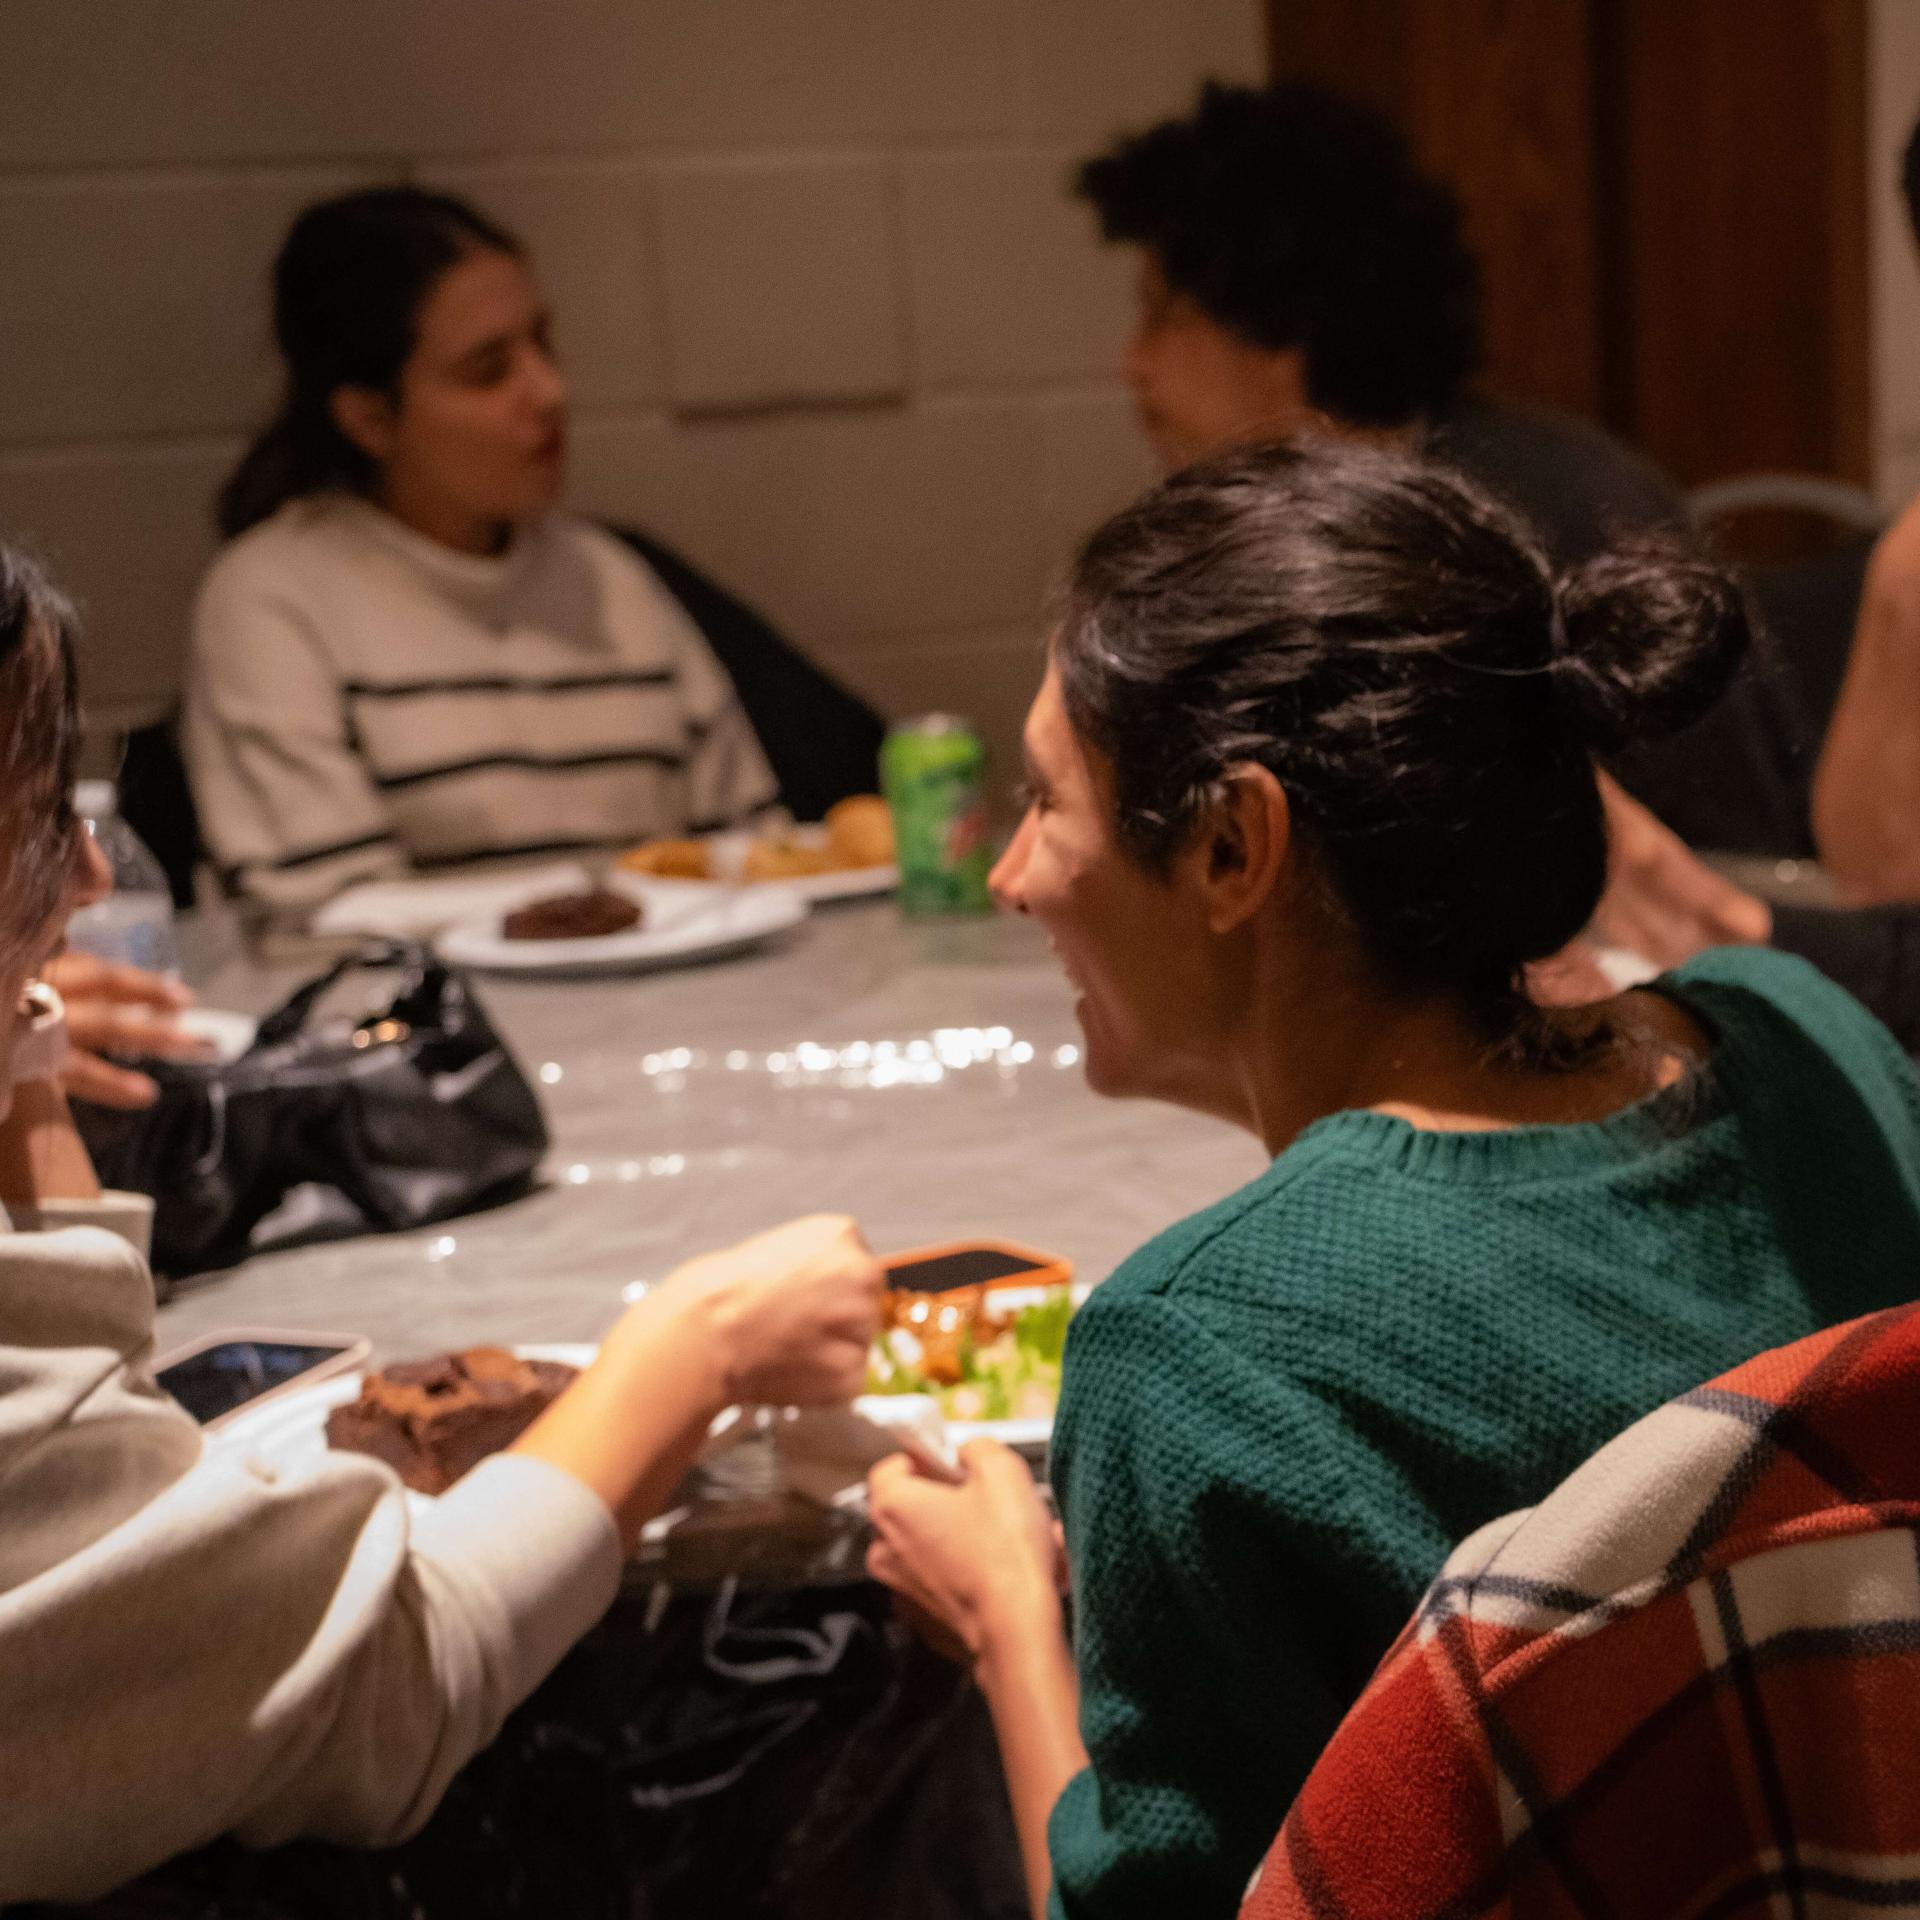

[882,1237,1074,1295]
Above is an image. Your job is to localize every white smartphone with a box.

[152,1328,371,1430]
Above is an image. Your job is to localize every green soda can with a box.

[881,714,994,917]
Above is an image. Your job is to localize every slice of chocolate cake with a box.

[501,888,641,941]
[326,1346,579,1495]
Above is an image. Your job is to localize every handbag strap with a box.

[254,940,433,1047]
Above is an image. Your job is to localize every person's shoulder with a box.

[1096,1163,1265,1298]
[207,496,358,573]
[1671,942,1877,1031]
[1435,396,1685,560]
[1442,397,1675,494]
[1669,943,1919,1104]
[1092,1140,1362,1313]
[555,516,689,610]
[561,514,666,584]
[194,497,357,626]
[0,1218,156,1353]
[1056,1160,1383,1516]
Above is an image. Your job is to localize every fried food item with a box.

[619,839,712,880]
[501,888,642,940]
[622,798,892,888]
[868,1284,1072,1421]
[741,838,837,881]
[882,1285,985,1386]
[824,794,894,869]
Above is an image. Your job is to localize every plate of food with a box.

[206,1339,943,1528]
[861,1277,1082,1450]
[203,1300,1081,1537]
[763,1276,1082,1508]
[206,1343,596,1515]
[620,794,897,905]
[175,1006,259,1062]
[434,873,807,975]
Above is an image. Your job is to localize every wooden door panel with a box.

[1271,0,1605,417]
[1609,0,1867,484]
[1267,0,1868,486]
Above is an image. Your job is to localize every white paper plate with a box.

[435,876,807,975]
[203,1341,1024,1541]
[776,863,897,906]
[311,862,592,941]
[852,1278,1085,1458]
[174,1006,258,1062]
[210,1334,1055,1528]
[205,1342,598,1518]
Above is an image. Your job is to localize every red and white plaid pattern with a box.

[1241,1303,1920,1920]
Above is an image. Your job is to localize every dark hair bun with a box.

[1551,536,1751,755]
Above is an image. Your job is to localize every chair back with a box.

[607,525,885,821]
[1241,1304,1920,1918]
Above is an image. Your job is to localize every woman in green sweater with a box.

[865,441,1920,1920]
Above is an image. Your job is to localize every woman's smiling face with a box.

[990,664,1227,1106]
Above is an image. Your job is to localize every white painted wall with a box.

[0,0,1264,788]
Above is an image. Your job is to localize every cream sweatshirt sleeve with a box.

[0,1226,622,1905]
[185,544,409,920]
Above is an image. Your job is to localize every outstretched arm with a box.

[0,1214,883,1901]
[1814,495,1920,901]
[1588,774,1771,965]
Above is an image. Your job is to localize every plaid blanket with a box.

[1241,1302,1920,1920]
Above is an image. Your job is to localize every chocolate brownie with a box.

[501,888,641,941]
[325,1345,579,1494]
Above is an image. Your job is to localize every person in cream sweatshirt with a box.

[0,1094,881,1905]
[0,535,883,1903]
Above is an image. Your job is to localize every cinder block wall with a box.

[0,0,1263,801]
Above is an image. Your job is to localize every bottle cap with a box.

[73,780,118,820]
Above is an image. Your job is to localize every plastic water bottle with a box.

[65,780,180,977]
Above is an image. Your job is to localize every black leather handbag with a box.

[75,944,549,1279]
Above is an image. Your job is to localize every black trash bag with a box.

[23,1581,1026,1920]
[74,942,548,1278]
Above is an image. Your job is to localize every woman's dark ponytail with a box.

[215,395,341,543]
[216,187,520,540]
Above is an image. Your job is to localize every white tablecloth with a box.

[155,901,1263,1363]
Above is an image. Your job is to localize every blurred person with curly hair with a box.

[1078,80,1681,565]
[1075,81,1920,1048]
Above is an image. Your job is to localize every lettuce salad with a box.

[865,1287,1073,1423]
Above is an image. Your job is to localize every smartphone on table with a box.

[152,1328,371,1430]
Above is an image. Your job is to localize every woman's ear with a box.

[1194,763,1291,935]
[329,385,397,464]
